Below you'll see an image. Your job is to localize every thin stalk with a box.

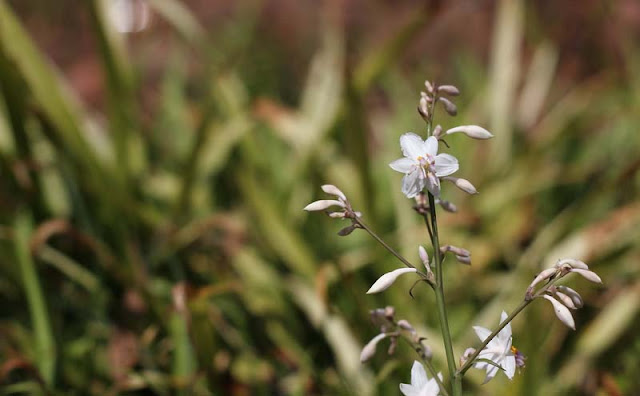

[355,219,416,270]
[427,192,459,396]
[456,279,560,378]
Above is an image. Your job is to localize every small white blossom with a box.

[472,311,517,383]
[390,133,459,198]
[543,295,576,330]
[399,361,442,396]
[303,199,345,211]
[367,268,417,294]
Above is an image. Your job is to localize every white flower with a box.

[543,295,576,330]
[390,133,459,198]
[399,361,442,396]
[472,311,516,383]
[366,268,417,294]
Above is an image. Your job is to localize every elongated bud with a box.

[397,319,415,333]
[436,199,458,212]
[337,225,356,236]
[424,80,434,93]
[543,295,576,330]
[304,199,345,211]
[360,333,387,362]
[551,289,578,309]
[437,84,460,96]
[418,96,429,120]
[460,347,476,366]
[455,255,472,265]
[367,268,417,294]
[444,176,478,195]
[438,97,457,116]
[557,285,583,308]
[556,258,589,270]
[418,246,430,269]
[528,267,558,290]
[433,124,443,140]
[440,245,470,257]
[321,184,347,201]
[445,125,494,140]
[329,212,346,218]
[570,268,602,284]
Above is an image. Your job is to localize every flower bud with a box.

[556,285,583,308]
[438,97,457,116]
[460,347,476,366]
[436,199,458,212]
[418,96,430,120]
[552,289,578,309]
[432,124,444,140]
[418,246,430,268]
[556,258,588,270]
[304,199,345,211]
[543,295,576,330]
[527,267,558,290]
[321,184,347,201]
[445,125,494,140]
[437,84,460,96]
[367,268,418,294]
[337,225,356,236]
[444,176,478,195]
[455,255,472,265]
[424,80,434,93]
[570,268,602,284]
[397,319,415,333]
[360,333,387,363]
[328,212,346,218]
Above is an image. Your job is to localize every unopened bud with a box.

[460,347,476,366]
[304,199,346,211]
[556,285,583,308]
[436,199,458,212]
[321,184,347,201]
[418,96,429,120]
[444,176,478,195]
[337,225,357,236]
[455,255,472,265]
[433,124,443,139]
[422,345,433,361]
[384,306,395,319]
[445,125,494,140]
[328,212,346,218]
[438,97,457,116]
[550,287,578,310]
[424,80,434,93]
[437,84,460,96]
[543,295,576,330]
[397,319,415,333]
[570,268,602,284]
[418,246,430,269]
[360,333,387,363]
[556,258,589,270]
[528,267,558,291]
[415,192,428,207]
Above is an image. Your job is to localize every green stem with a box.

[427,193,459,396]
[355,219,416,271]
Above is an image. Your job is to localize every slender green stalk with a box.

[14,211,55,386]
[427,193,459,395]
[355,219,417,271]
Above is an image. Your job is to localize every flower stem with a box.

[427,193,459,396]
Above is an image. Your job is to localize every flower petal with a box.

[399,384,419,396]
[402,170,425,198]
[321,184,346,201]
[366,268,417,294]
[425,172,440,196]
[389,157,416,173]
[473,325,492,342]
[424,136,439,156]
[570,268,602,284]
[410,360,428,389]
[498,311,512,343]
[503,355,516,379]
[400,133,426,159]
[433,153,459,177]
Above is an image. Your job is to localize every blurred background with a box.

[0,0,639,394]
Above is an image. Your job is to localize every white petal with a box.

[360,333,387,362]
[473,325,492,342]
[554,291,577,309]
[433,153,459,177]
[570,268,602,284]
[400,133,427,159]
[543,295,576,330]
[424,378,441,396]
[410,360,428,388]
[402,170,425,198]
[366,268,417,294]
[399,384,419,396]
[445,125,494,139]
[424,136,439,156]
[557,285,583,308]
[498,311,512,342]
[425,172,440,196]
[482,362,500,384]
[389,157,416,173]
[321,184,346,201]
[503,356,516,379]
[304,199,345,211]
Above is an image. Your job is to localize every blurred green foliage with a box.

[0,0,639,395]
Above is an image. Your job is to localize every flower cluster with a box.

[526,258,602,330]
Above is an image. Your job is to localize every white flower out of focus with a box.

[399,361,442,396]
[472,311,517,383]
[390,133,459,198]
